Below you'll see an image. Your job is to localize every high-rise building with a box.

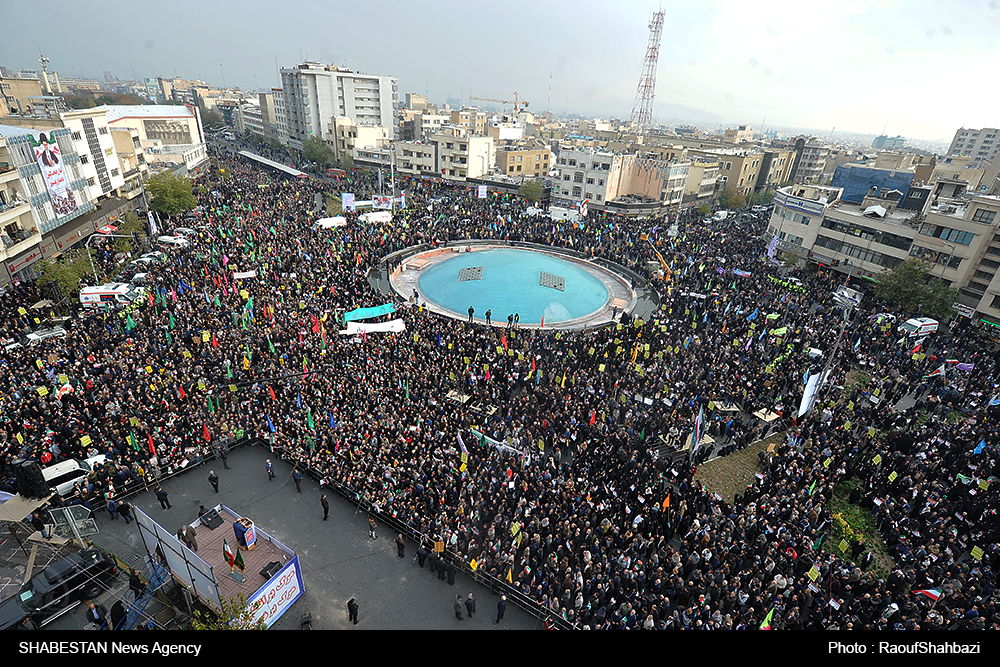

[872,134,905,150]
[948,127,1000,167]
[279,61,399,151]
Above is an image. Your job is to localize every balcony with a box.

[0,199,30,226]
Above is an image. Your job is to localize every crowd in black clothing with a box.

[1,144,998,631]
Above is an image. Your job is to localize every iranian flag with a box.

[923,364,945,379]
[913,589,942,601]
[223,539,236,568]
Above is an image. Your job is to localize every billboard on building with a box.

[29,132,78,218]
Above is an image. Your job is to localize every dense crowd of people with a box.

[1,144,998,631]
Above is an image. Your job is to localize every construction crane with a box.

[469,92,530,115]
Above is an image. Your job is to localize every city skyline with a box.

[4,0,999,143]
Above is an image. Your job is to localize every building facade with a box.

[948,127,1000,168]
[279,62,399,151]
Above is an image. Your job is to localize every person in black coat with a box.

[110,600,127,630]
[347,598,359,625]
[155,486,171,510]
[465,593,476,617]
[86,601,108,629]
[321,494,330,520]
[129,569,145,599]
[495,595,507,624]
[208,470,219,493]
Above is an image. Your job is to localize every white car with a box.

[173,227,198,239]
[25,326,68,343]
[157,235,191,248]
[129,257,158,267]
[141,251,166,261]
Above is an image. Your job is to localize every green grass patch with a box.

[325,193,342,217]
[827,478,893,578]
[694,431,786,504]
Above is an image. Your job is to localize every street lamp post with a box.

[940,240,957,281]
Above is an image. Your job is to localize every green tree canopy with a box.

[518,179,544,203]
[147,172,197,218]
[37,249,95,300]
[191,593,267,631]
[303,136,334,166]
[719,187,746,210]
[697,203,711,217]
[339,153,354,170]
[874,258,957,321]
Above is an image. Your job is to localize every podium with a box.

[233,517,257,550]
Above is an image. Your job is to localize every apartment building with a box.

[495,143,551,179]
[684,157,721,204]
[554,146,615,203]
[279,61,399,151]
[687,147,763,198]
[948,127,1000,168]
[768,182,1000,321]
[770,136,831,184]
[395,126,494,181]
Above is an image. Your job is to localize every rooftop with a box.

[105,105,195,121]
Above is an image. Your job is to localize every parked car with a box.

[24,326,68,343]
[172,227,198,239]
[0,548,118,630]
[42,455,107,498]
[157,235,190,248]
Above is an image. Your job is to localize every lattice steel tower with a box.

[629,10,665,129]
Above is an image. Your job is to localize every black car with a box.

[0,548,118,630]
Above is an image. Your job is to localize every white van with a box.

[712,210,729,221]
[42,455,106,498]
[898,317,938,338]
[79,283,141,309]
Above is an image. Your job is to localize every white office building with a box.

[279,61,399,151]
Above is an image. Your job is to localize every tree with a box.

[112,211,148,255]
[697,203,711,217]
[719,187,746,210]
[749,189,775,206]
[339,153,354,171]
[302,136,334,166]
[37,249,95,300]
[874,258,957,321]
[518,179,544,203]
[146,172,197,218]
[191,593,267,631]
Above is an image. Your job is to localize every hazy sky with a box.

[4,0,999,142]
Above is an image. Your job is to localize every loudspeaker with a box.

[260,561,282,580]
[13,459,48,498]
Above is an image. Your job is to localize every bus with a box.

[327,168,347,179]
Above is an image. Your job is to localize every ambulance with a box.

[79,283,143,309]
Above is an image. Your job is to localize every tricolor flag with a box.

[923,364,945,378]
[913,589,942,601]
[224,539,236,568]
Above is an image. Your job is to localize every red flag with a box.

[485,366,491,382]
[211,332,218,349]
[203,423,211,442]
[540,315,544,329]
[148,432,156,455]
[501,333,508,351]
[178,384,186,400]
[311,314,320,334]
[269,386,276,402]
[589,409,596,425]
[531,357,536,373]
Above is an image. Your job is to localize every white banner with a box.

[339,319,406,336]
[233,270,258,280]
[477,185,487,199]
[798,372,821,417]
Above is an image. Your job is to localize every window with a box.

[974,270,995,282]
[598,179,604,186]
[980,258,1000,270]
[587,178,594,184]
[110,168,119,177]
[87,177,95,187]
[516,165,521,171]
[460,145,467,151]
[80,154,89,164]
[725,162,732,170]
[966,281,989,293]
[972,209,997,224]
[71,131,81,141]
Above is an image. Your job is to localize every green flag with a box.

[307,408,314,430]
[129,429,139,452]
[207,395,215,413]
[169,313,175,330]
[215,295,221,308]
[268,339,275,354]
[234,548,246,572]
[759,607,774,630]
[126,314,136,330]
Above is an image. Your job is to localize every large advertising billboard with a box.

[29,132,78,218]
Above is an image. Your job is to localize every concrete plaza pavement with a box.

[76,444,540,630]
